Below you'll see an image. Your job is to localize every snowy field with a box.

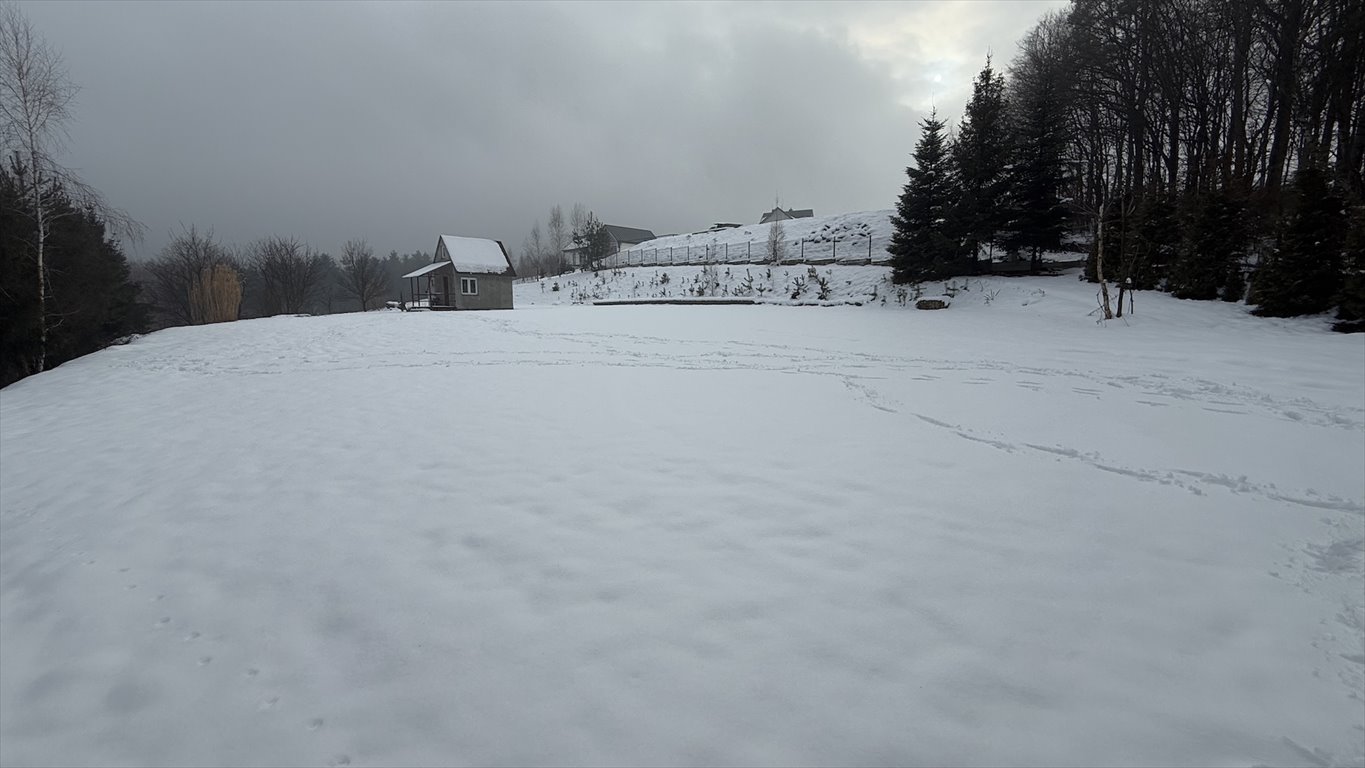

[2,273,1363,767]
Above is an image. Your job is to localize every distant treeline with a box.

[1,161,434,386]
[126,229,432,329]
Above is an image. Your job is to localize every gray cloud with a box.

[20,0,1063,261]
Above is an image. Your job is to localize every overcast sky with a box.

[21,0,1065,261]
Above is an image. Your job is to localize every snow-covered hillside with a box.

[2,276,1363,767]
[517,263,1027,307]
[606,209,895,267]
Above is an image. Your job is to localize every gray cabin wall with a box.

[453,274,514,310]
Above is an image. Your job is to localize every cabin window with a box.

[460,277,478,295]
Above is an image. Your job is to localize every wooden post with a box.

[833,237,837,260]
[800,239,804,260]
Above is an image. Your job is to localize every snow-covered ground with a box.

[2,273,1362,767]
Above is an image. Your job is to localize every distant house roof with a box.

[437,235,515,275]
[602,225,656,243]
[759,207,814,224]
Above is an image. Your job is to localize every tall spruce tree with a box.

[1004,14,1071,272]
[1333,204,1365,331]
[889,109,960,284]
[1252,163,1347,317]
[1170,186,1248,301]
[952,56,1011,269]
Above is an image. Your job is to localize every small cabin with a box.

[400,235,516,310]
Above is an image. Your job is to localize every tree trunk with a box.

[1265,0,1305,194]
[1096,199,1114,320]
[27,147,48,373]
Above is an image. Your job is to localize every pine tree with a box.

[572,211,611,271]
[1170,186,1248,301]
[1333,203,1365,331]
[1003,22,1070,272]
[1131,193,1180,292]
[889,109,960,284]
[1252,164,1347,317]
[952,56,1011,269]
[0,162,147,387]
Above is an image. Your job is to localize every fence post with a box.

[868,236,872,260]
[800,239,804,260]
[725,242,728,261]
[833,237,837,261]
[748,241,751,260]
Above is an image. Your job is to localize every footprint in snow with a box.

[308,718,324,731]
[328,756,351,767]
[258,695,280,711]
[197,656,212,666]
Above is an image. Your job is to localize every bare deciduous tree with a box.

[766,217,787,264]
[518,221,549,278]
[546,204,568,274]
[0,1,140,372]
[569,203,588,242]
[248,235,329,315]
[337,238,386,311]
[145,225,236,326]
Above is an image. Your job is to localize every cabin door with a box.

[442,275,451,307]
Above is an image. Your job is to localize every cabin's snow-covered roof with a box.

[438,235,512,275]
[400,261,450,279]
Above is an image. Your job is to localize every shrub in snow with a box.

[737,271,755,297]
[916,297,951,310]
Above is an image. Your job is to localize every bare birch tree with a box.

[0,1,140,372]
[337,238,386,311]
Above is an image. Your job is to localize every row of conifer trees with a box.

[889,0,1363,331]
